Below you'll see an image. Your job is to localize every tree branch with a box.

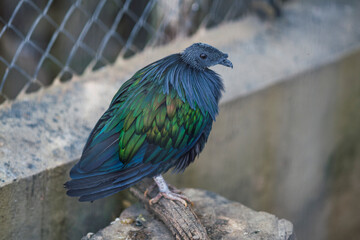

[129,179,209,240]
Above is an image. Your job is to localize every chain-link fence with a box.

[0,0,283,104]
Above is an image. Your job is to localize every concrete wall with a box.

[167,50,360,240]
[0,162,131,239]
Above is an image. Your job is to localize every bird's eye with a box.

[200,53,207,59]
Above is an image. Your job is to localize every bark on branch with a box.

[129,179,209,240]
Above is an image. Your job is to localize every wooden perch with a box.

[129,179,209,240]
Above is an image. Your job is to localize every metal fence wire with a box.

[0,0,282,104]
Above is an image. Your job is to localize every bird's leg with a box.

[144,181,182,198]
[148,175,192,207]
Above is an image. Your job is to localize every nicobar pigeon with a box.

[65,43,233,205]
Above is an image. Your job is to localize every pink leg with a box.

[148,175,192,207]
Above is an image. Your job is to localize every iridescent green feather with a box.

[89,69,210,166]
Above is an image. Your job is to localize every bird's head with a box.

[181,43,233,70]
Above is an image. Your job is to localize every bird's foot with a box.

[149,190,192,207]
[147,175,192,207]
[144,183,182,198]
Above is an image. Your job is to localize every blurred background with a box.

[0,0,283,102]
[0,0,359,239]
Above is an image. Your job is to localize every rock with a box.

[83,189,296,240]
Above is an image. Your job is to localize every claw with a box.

[147,175,193,207]
[149,191,191,207]
[144,183,157,197]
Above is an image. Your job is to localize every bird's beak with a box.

[219,56,233,68]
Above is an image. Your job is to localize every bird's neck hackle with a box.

[139,54,224,120]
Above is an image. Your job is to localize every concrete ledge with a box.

[1,0,359,186]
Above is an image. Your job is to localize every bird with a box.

[64,43,233,205]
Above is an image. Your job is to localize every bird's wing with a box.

[66,70,211,201]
